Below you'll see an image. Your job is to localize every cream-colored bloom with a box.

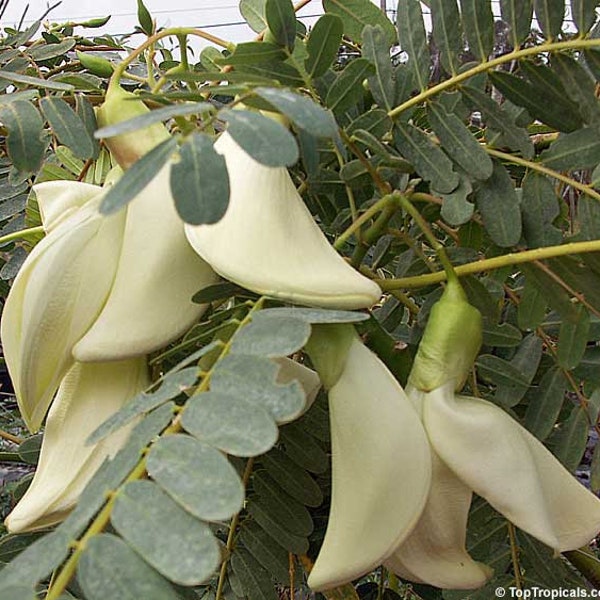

[385,387,492,589]
[5,358,149,533]
[1,173,216,432]
[307,337,431,591]
[422,382,600,552]
[185,132,382,310]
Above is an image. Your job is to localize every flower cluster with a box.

[306,279,600,591]
[1,86,379,532]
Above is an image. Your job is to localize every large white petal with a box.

[386,452,492,589]
[1,201,125,431]
[73,163,218,361]
[424,384,600,551]
[185,132,381,310]
[5,358,149,532]
[307,338,431,591]
[33,180,101,231]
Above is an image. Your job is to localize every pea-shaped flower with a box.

[305,325,431,590]
[184,132,382,310]
[387,278,600,588]
[0,100,217,432]
[5,358,149,533]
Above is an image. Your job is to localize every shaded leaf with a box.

[305,14,343,78]
[247,502,309,554]
[438,173,474,226]
[29,38,76,61]
[78,534,178,600]
[323,0,396,44]
[181,391,278,457]
[137,0,154,35]
[551,53,600,125]
[100,137,177,214]
[265,0,296,50]
[112,481,220,586]
[280,422,328,473]
[230,548,278,600]
[0,70,74,91]
[521,172,562,248]
[393,120,459,193]
[551,405,589,472]
[171,133,229,225]
[500,0,534,47]
[557,305,590,370]
[524,367,566,440]
[260,448,323,506]
[240,0,267,33]
[239,522,290,584]
[254,87,338,138]
[325,58,374,113]
[460,0,494,61]
[474,162,522,247]
[427,101,493,181]
[571,0,598,33]
[39,97,95,160]
[430,0,461,74]
[476,354,530,387]
[534,0,565,39]
[489,70,582,132]
[396,0,430,90]
[146,434,244,521]
[253,472,313,535]
[221,109,298,167]
[362,25,395,111]
[460,84,533,158]
[0,101,47,175]
[541,128,600,171]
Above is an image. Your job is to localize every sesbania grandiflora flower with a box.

[5,358,149,533]
[0,87,217,431]
[184,132,382,310]
[387,277,600,588]
[305,324,431,591]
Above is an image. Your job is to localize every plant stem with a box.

[564,547,600,588]
[379,239,600,290]
[507,522,523,590]
[0,226,44,246]
[486,148,600,203]
[45,299,266,600]
[0,428,24,444]
[388,37,600,118]
[397,195,457,281]
[334,195,396,250]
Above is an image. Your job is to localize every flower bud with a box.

[409,277,482,392]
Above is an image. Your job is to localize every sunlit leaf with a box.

[78,534,178,600]
[112,481,220,586]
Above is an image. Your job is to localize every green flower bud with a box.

[410,277,482,392]
[96,84,170,169]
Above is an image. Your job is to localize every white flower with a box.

[5,358,149,533]
[1,172,216,432]
[184,132,382,310]
[307,336,431,591]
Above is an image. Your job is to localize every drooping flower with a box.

[5,358,149,533]
[305,324,431,591]
[1,93,217,432]
[184,132,382,310]
[386,277,600,588]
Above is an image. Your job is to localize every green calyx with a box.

[304,323,356,390]
[97,84,170,169]
[409,277,482,392]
